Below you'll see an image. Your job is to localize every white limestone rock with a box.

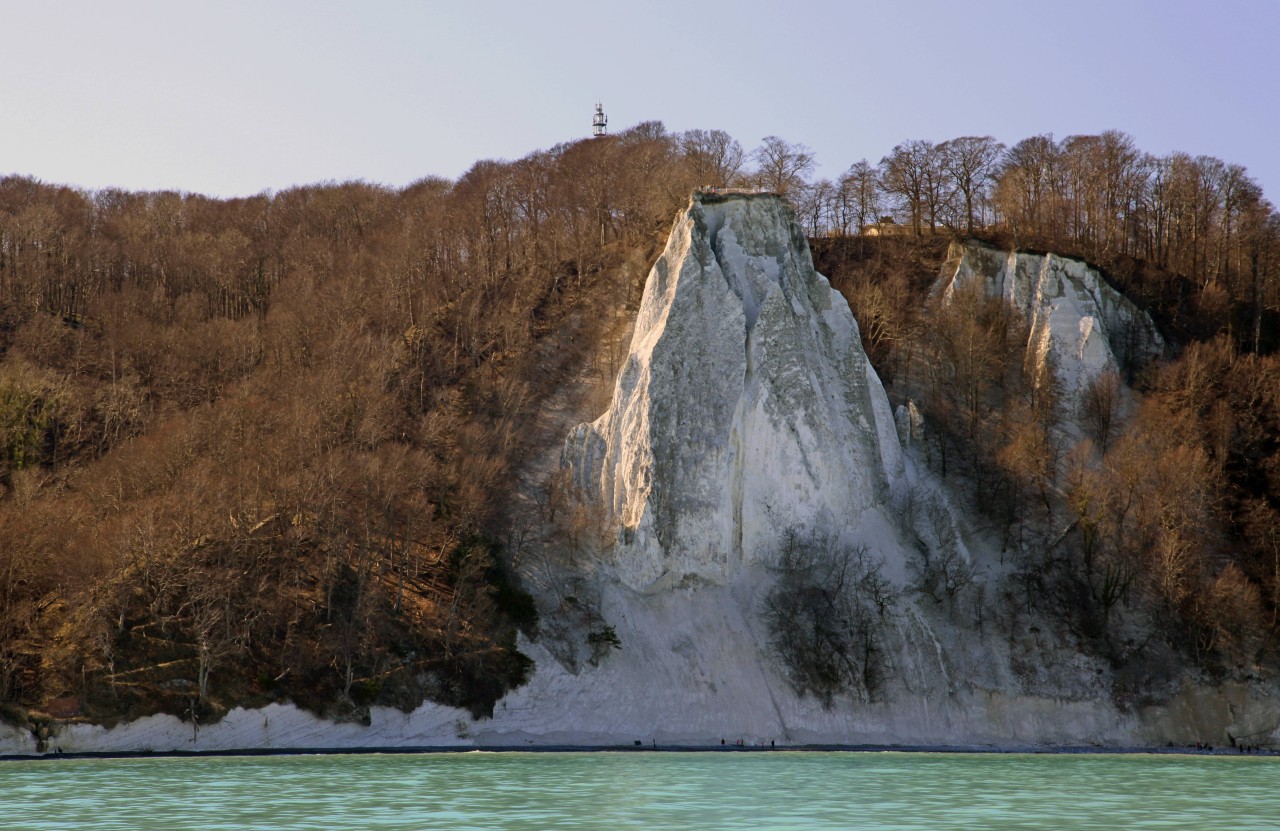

[10,199,1280,757]
[894,401,924,447]
[938,240,1164,415]
[564,193,903,590]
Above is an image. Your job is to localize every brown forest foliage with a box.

[818,181,1280,687]
[3,124,1278,727]
[802,130,1280,353]
[811,130,1279,686]
[0,123,702,725]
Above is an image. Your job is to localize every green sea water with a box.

[2,751,1276,830]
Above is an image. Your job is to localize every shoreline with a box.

[4,742,1275,763]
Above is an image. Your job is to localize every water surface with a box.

[3,751,1276,830]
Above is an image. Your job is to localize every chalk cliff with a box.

[10,198,1278,756]
[563,192,903,589]
[937,240,1164,415]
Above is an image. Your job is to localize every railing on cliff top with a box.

[696,186,775,196]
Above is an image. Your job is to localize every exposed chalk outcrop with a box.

[564,193,903,590]
[12,199,1278,757]
[938,240,1164,415]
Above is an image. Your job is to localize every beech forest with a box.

[1,124,1277,726]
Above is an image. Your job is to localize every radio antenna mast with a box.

[592,103,608,138]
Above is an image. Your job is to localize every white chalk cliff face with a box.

[13,199,1280,754]
[564,193,903,589]
[938,240,1164,414]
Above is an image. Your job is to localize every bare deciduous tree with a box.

[680,129,745,188]
[763,531,896,707]
[836,160,880,237]
[750,136,815,198]
[940,136,1003,234]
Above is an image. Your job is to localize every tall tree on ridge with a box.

[680,129,746,188]
[750,136,816,199]
[940,136,1004,235]
[880,140,934,236]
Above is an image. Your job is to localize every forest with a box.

[1,123,1277,730]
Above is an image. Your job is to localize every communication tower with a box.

[592,103,608,138]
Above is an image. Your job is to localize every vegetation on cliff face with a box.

[829,240,1278,697]
[2,123,1278,724]
[0,123,699,724]
[809,133,1279,679]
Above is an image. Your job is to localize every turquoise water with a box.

[2,751,1276,830]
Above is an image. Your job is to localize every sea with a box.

[2,750,1276,830]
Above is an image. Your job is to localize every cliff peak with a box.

[564,193,903,590]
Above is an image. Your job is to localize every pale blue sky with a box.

[3,0,1277,200]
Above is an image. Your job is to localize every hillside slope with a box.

[15,194,1277,754]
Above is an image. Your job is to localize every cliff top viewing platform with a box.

[693,186,779,204]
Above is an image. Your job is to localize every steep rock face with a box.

[938,240,1164,414]
[16,203,1280,758]
[564,193,903,590]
